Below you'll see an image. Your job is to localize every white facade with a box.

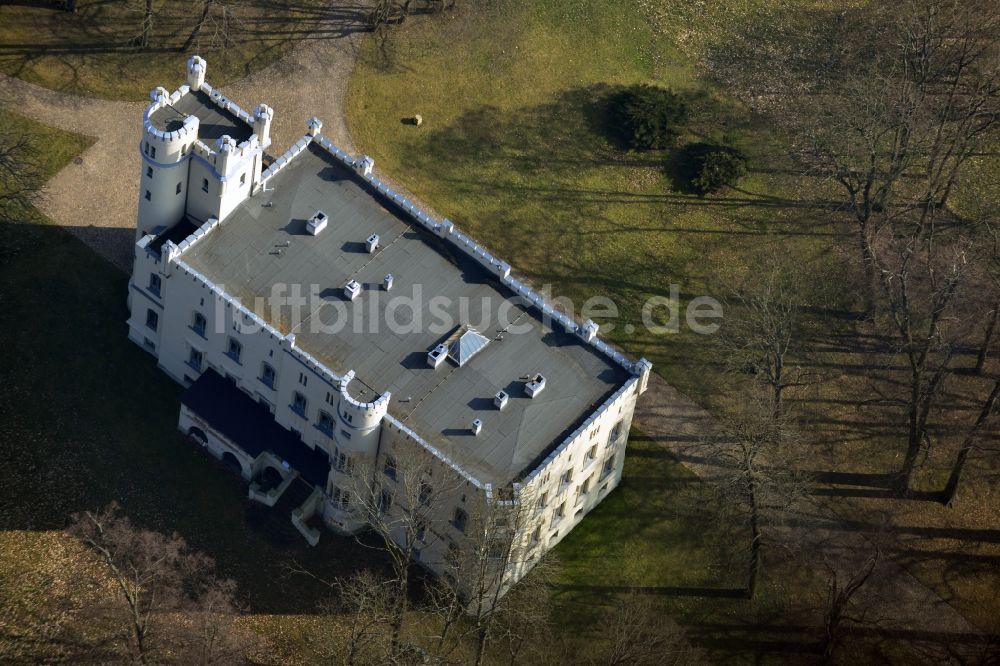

[126,57,652,594]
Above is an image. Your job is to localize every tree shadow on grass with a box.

[0,221,387,615]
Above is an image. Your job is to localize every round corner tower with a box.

[334,371,390,457]
[137,85,199,239]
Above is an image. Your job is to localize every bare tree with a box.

[68,503,245,665]
[140,0,155,49]
[712,391,808,599]
[593,592,700,666]
[183,0,245,52]
[940,378,1000,506]
[825,1,997,314]
[819,549,881,661]
[344,443,465,661]
[0,125,43,222]
[717,252,811,418]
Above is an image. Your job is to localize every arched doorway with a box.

[220,451,243,476]
[187,426,208,446]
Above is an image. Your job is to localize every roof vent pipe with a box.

[383,273,394,291]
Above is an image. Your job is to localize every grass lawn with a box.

[0,0,330,100]
[554,433,742,591]
[346,0,852,406]
[346,0,1000,658]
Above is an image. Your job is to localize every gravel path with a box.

[1,4,986,654]
[0,2,372,271]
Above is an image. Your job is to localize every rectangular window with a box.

[554,502,565,521]
[298,372,308,387]
[145,166,153,178]
[144,190,151,201]
[586,444,597,461]
[318,411,334,436]
[148,274,161,297]
[333,450,349,472]
[378,489,392,514]
[188,347,203,371]
[149,145,156,159]
[537,491,548,510]
[530,526,541,544]
[201,178,209,192]
[226,337,242,364]
[609,420,624,445]
[561,469,573,486]
[600,456,616,481]
[325,392,335,406]
[191,312,206,337]
[145,309,158,331]
[240,172,246,186]
[292,391,308,416]
[383,456,397,481]
[452,507,468,533]
[144,141,149,155]
[176,182,182,195]
[340,429,352,441]
[260,363,275,389]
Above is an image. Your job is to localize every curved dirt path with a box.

[0,2,372,271]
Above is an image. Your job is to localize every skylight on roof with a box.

[448,326,490,367]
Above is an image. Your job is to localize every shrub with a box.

[609,84,687,150]
[690,145,748,194]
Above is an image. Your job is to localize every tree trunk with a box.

[183,0,213,52]
[746,483,761,599]
[941,380,1000,506]
[975,302,999,375]
[141,0,154,49]
[474,625,489,666]
[389,574,407,657]
[858,223,877,320]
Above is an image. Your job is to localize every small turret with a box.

[307,116,323,137]
[254,104,273,147]
[335,371,389,456]
[187,55,206,91]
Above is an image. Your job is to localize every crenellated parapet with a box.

[306,128,646,376]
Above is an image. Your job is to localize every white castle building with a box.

[127,57,651,592]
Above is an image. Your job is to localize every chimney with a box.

[383,273,394,291]
[525,374,546,398]
[494,390,508,410]
[344,279,362,301]
[471,419,483,436]
[366,234,380,253]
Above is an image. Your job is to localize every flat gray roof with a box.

[149,89,253,143]
[181,145,628,485]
